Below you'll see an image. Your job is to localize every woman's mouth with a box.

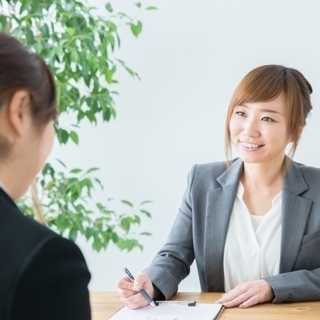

[241,142,263,149]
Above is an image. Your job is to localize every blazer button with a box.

[285,298,293,303]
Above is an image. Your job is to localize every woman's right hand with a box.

[116,273,155,309]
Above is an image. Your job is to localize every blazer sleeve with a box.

[265,268,320,303]
[8,235,91,320]
[144,165,197,300]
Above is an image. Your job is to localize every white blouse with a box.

[223,182,282,292]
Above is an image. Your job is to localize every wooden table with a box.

[90,291,320,320]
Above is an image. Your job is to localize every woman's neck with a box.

[0,165,22,200]
[241,158,285,189]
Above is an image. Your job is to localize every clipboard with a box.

[108,301,225,320]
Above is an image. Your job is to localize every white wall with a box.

[50,0,320,291]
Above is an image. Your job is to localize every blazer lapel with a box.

[280,161,313,272]
[204,159,243,291]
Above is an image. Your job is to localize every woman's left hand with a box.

[215,279,274,308]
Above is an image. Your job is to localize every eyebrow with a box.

[238,104,283,115]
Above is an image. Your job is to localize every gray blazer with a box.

[144,158,320,303]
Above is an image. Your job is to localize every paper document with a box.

[108,303,225,320]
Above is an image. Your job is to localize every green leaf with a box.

[110,106,117,118]
[70,168,82,174]
[69,228,78,241]
[70,49,79,63]
[130,21,143,37]
[85,111,97,123]
[0,15,7,29]
[41,23,50,38]
[118,12,129,19]
[55,158,67,168]
[67,27,75,36]
[33,42,43,54]
[25,29,35,44]
[105,3,113,12]
[140,200,152,205]
[32,0,40,12]
[111,232,118,243]
[134,215,141,224]
[102,107,110,121]
[57,128,69,144]
[121,200,133,207]
[106,21,117,32]
[86,167,100,174]
[77,111,85,122]
[20,2,30,14]
[105,65,116,84]
[120,218,130,232]
[123,65,138,78]
[146,6,158,10]
[140,232,152,236]
[135,2,142,8]
[69,131,79,144]
[140,209,152,218]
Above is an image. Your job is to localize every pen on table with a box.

[124,267,156,307]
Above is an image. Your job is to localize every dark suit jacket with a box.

[145,158,320,303]
[0,188,91,319]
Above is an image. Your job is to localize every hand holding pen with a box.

[124,267,156,307]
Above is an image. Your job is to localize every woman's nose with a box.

[242,119,260,138]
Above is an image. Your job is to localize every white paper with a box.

[108,303,224,320]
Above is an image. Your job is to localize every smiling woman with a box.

[0,32,91,320]
[115,64,320,310]
[225,65,312,164]
[229,93,290,167]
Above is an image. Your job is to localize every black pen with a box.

[124,267,156,307]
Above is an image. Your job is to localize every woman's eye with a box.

[235,111,245,116]
[261,117,275,122]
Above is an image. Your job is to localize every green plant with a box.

[0,0,156,251]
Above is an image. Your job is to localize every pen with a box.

[124,267,156,307]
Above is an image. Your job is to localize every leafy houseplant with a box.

[0,0,156,251]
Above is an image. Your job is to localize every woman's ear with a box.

[7,90,31,137]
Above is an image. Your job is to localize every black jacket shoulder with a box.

[0,188,91,320]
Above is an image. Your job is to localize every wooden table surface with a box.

[90,291,320,320]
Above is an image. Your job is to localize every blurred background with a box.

[50,0,320,291]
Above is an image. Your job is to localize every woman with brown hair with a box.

[116,64,320,309]
[0,32,91,319]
